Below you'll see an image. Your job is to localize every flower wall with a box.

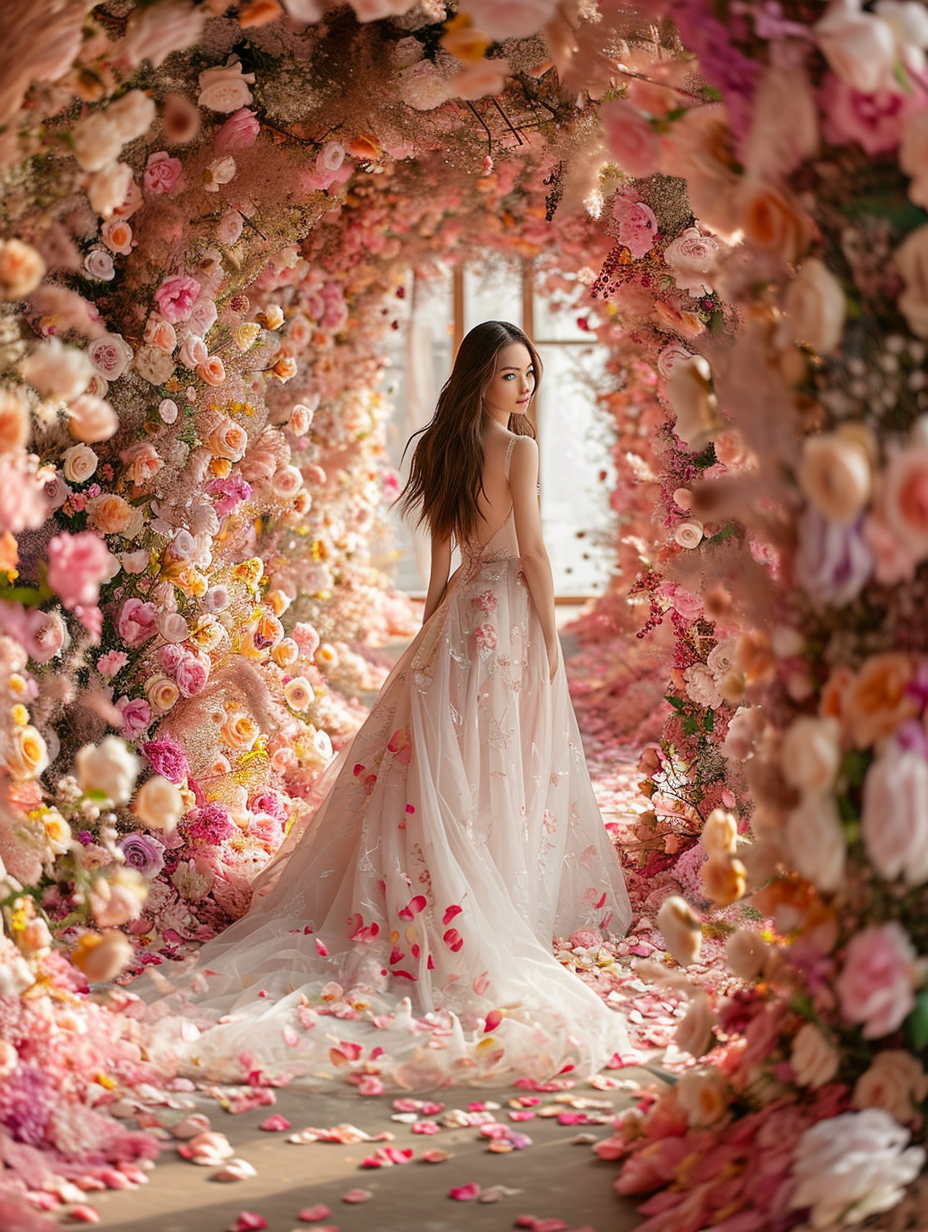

[5,0,928,1227]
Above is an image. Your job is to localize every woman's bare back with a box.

[472,428,517,549]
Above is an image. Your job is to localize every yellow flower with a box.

[8,674,27,697]
[232,557,264,589]
[11,704,28,727]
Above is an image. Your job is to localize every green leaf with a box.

[665,694,685,711]
[682,716,698,736]
[703,709,715,732]
[906,990,928,1051]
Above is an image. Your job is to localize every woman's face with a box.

[483,342,536,419]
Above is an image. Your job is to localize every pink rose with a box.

[87,333,132,381]
[118,696,153,737]
[118,597,157,647]
[836,923,917,1039]
[664,226,723,298]
[880,445,928,562]
[820,73,919,156]
[613,195,659,260]
[600,99,661,179]
[0,460,50,533]
[861,739,928,885]
[175,651,210,698]
[24,608,68,663]
[143,151,184,195]
[98,649,128,679]
[46,531,112,610]
[213,108,260,155]
[153,275,202,325]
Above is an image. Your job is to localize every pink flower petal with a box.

[229,1214,268,1232]
[442,905,462,925]
[422,1148,450,1163]
[443,927,464,953]
[473,971,490,996]
[484,1008,503,1032]
[67,1207,101,1224]
[397,894,427,921]
[259,1114,291,1132]
[315,938,328,957]
[449,1183,482,1201]
[342,1189,373,1203]
[298,1207,332,1222]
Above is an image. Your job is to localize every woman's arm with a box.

[509,436,558,680]
[422,532,452,624]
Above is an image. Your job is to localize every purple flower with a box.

[142,736,191,785]
[182,803,234,846]
[794,508,873,607]
[119,832,165,878]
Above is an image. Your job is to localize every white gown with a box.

[138,438,632,1090]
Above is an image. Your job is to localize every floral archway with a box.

[4,0,928,1227]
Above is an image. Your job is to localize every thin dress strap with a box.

[504,434,517,482]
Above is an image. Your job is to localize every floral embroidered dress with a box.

[139,436,632,1088]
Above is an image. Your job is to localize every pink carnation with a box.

[117,597,158,647]
[836,922,917,1039]
[153,275,201,325]
[291,621,320,657]
[46,531,112,610]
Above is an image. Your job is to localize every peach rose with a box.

[89,869,147,928]
[674,991,715,1059]
[791,1022,840,1089]
[143,315,177,353]
[701,808,738,855]
[122,441,163,487]
[675,1070,730,1128]
[447,58,510,102]
[4,725,49,779]
[62,442,98,484]
[783,258,847,355]
[100,218,133,256]
[197,356,226,387]
[144,674,180,714]
[702,851,748,905]
[656,895,702,966]
[221,710,259,751]
[737,179,813,263]
[781,715,842,795]
[71,930,134,982]
[207,418,248,461]
[894,225,928,338]
[0,386,30,455]
[0,238,45,300]
[881,444,928,560]
[67,394,118,443]
[86,492,136,536]
[853,1051,928,1126]
[844,652,918,748]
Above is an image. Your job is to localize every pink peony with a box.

[117,597,158,647]
[836,923,917,1039]
[46,531,112,610]
[143,151,184,195]
[213,108,260,155]
[820,73,919,156]
[153,275,202,324]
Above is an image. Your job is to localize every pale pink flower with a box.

[836,923,917,1039]
[154,275,201,324]
[175,652,210,698]
[118,696,153,737]
[600,99,661,178]
[117,597,158,647]
[97,649,128,679]
[46,531,112,610]
[214,108,260,154]
[613,194,659,260]
[0,459,49,532]
[143,150,184,195]
[820,73,919,155]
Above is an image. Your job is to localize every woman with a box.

[140,321,632,1089]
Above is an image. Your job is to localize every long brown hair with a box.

[398,320,541,543]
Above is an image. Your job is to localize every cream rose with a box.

[75,735,140,805]
[145,674,180,713]
[122,441,163,487]
[222,710,259,751]
[797,432,871,524]
[71,930,135,982]
[89,868,147,928]
[271,465,303,499]
[785,794,846,892]
[781,714,842,795]
[62,442,98,484]
[666,353,722,450]
[43,809,72,855]
[674,991,715,1059]
[726,927,769,980]
[783,259,847,355]
[134,344,176,385]
[0,239,45,300]
[88,333,133,382]
[674,518,704,549]
[791,1022,840,1088]
[203,156,236,193]
[198,59,255,112]
[814,0,897,95]
[71,112,123,173]
[656,895,702,966]
[283,676,313,711]
[84,248,115,281]
[134,775,184,833]
[862,739,928,886]
[144,316,177,354]
[663,226,722,298]
[676,1070,730,1128]
[86,492,135,535]
[85,162,135,220]
[21,337,93,401]
[702,808,739,855]
[0,386,30,455]
[737,179,813,264]
[67,394,118,443]
[5,725,49,779]
[101,218,133,256]
[853,1051,928,1126]
[106,89,157,143]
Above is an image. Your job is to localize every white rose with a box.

[726,927,768,980]
[0,238,45,300]
[785,794,846,893]
[21,337,93,401]
[862,739,928,885]
[85,162,135,220]
[204,155,236,193]
[814,0,898,94]
[88,332,133,381]
[84,248,115,280]
[106,90,157,143]
[177,332,207,370]
[797,432,872,524]
[134,344,176,385]
[674,991,715,1058]
[0,952,35,996]
[198,60,255,112]
[895,225,928,339]
[781,715,842,795]
[75,735,140,805]
[68,394,118,442]
[706,638,737,678]
[791,1022,840,1089]
[62,443,98,484]
[666,353,722,451]
[134,776,184,833]
[71,112,123,173]
[157,611,189,644]
[853,1050,928,1126]
[217,210,244,246]
[783,258,846,355]
[673,518,704,549]
[656,895,702,967]
[676,1069,730,1128]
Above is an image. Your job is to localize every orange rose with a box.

[844,652,919,748]
[86,492,136,535]
[197,356,227,387]
[238,0,282,27]
[738,180,813,264]
[221,710,259,751]
[206,417,248,461]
